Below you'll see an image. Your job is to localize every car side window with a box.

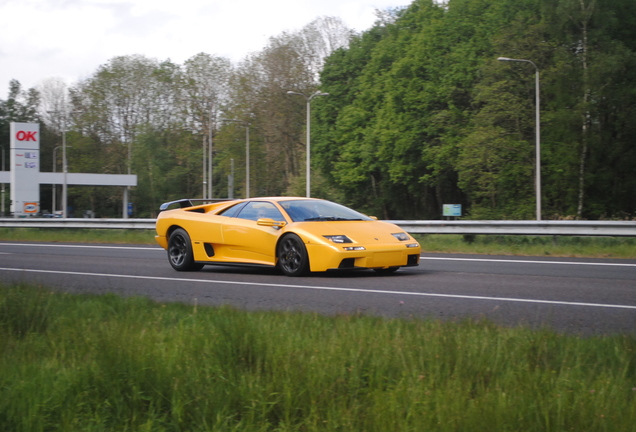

[218,202,247,218]
[236,202,284,221]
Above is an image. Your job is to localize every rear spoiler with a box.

[159,198,233,212]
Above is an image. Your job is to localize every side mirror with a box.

[257,218,287,228]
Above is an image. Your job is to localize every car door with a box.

[220,201,285,265]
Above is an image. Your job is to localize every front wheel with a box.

[277,234,309,276]
[168,228,203,271]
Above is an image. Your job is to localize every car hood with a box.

[292,220,409,244]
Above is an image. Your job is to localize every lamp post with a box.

[0,144,5,217]
[61,128,69,218]
[208,113,214,200]
[287,90,329,198]
[229,158,235,199]
[203,107,218,200]
[497,57,541,220]
[202,125,208,199]
[48,111,70,218]
[201,113,212,199]
[52,145,61,215]
[51,144,72,216]
[221,119,251,198]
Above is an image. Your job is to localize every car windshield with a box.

[279,200,373,222]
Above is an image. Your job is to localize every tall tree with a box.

[71,55,164,174]
[542,0,636,218]
[0,80,40,170]
[68,55,187,216]
[180,53,232,199]
[317,0,636,220]
[224,17,354,197]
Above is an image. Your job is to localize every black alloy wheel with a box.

[168,228,203,271]
[277,234,309,276]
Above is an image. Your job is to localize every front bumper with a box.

[306,243,420,272]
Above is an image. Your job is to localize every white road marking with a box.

[421,256,636,267]
[1,267,635,310]
[0,243,162,251]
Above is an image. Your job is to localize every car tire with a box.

[277,234,309,276]
[373,266,400,275]
[168,228,203,271]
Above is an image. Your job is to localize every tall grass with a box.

[0,228,156,244]
[1,284,635,431]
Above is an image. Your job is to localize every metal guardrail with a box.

[0,218,156,230]
[1,218,636,236]
[386,220,636,237]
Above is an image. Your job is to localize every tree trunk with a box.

[576,0,595,219]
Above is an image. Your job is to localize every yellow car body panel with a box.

[155,197,420,274]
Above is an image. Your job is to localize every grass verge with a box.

[1,283,635,431]
[415,234,636,258]
[0,228,156,245]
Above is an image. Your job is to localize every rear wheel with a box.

[168,228,203,271]
[277,234,309,276]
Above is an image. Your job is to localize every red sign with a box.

[16,130,38,141]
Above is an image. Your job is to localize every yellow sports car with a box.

[155,197,420,276]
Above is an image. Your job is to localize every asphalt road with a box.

[1,241,635,335]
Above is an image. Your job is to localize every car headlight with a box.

[323,235,353,244]
[392,232,410,241]
[343,246,366,251]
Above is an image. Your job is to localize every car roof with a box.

[160,197,326,213]
[244,197,323,202]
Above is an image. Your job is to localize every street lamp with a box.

[221,119,251,198]
[202,107,218,200]
[208,111,214,200]
[287,90,329,198]
[229,158,235,199]
[0,144,5,217]
[52,145,72,216]
[61,128,69,218]
[497,57,541,220]
[52,145,61,215]
[48,111,70,218]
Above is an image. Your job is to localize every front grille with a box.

[407,254,419,266]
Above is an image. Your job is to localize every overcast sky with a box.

[1,0,410,92]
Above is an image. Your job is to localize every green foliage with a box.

[316,0,636,220]
[0,80,41,169]
[1,284,635,431]
[4,0,636,220]
[131,126,203,217]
